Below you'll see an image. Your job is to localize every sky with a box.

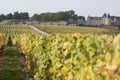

[0,0,120,18]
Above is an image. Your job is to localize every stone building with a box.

[87,16,101,26]
[87,13,120,26]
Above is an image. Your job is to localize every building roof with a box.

[108,13,111,18]
[102,13,107,18]
[102,13,111,18]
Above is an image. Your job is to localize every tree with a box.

[77,16,85,21]
[46,12,55,21]
[72,14,78,21]
[13,11,29,20]
[40,13,48,21]
[31,14,40,21]
[19,12,29,20]
[68,10,75,18]
[13,11,20,20]
[6,13,13,20]
[31,10,85,22]
[0,14,6,21]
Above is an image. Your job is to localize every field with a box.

[0,24,39,37]
[0,24,120,80]
[34,24,119,34]
[0,24,39,80]
[16,33,120,80]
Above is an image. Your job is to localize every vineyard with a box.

[0,33,7,52]
[0,24,39,80]
[0,24,39,45]
[0,24,39,36]
[0,24,120,80]
[34,24,119,34]
[15,33,120,80]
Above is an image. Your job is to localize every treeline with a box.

[31,10,85,21]
[0,10,85,21]
[0,11,29,21]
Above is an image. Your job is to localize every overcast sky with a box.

[0,0,120,17]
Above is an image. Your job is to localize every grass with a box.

[0,47,25,80]
[34,25,119,34]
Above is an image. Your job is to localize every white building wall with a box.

[87,19,101,26]
[101,18,111,26]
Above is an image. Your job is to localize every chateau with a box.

[87,13,120,26]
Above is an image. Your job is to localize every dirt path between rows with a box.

[0,46,33,80]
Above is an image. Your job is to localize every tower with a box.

[102,13,111,26]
